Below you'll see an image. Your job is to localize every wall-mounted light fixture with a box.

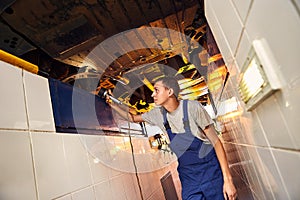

[238,39,281,111]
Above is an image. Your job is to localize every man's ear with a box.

[168,88,174,97]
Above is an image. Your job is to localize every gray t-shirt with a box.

[142,100,213,142]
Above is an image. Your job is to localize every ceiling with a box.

[0,0,225,109]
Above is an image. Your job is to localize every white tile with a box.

[88,155,110,184]
[273,149,300,199]
[205,1,234,65]
[240,146,266,199]
[138,172,156,198]
[83,135,111,184]
[110,175,127,200]
[56,194,72,200]
[246,146,275,199]
[83,134,131,184]
[0,61,27,129]
[255,96,296,149]
[256,147,290,199]
[234,30,251,70]
[130,136,177,174]
[62,134,93,191]
[94,181,113,200]
[225,59,240,79]
[274,84,300,149]
[109,166,123,179]
[84,134,121,174]
[131,137,157,173]
[23,70,55,132]
[111,136,135,173]
[72,187,95,200]
[229,139,246,157]
[231,0,252,22]
[114,150,135,173]
[206,0,244,54]
[147,188,165,200]
[122,173,140,200]
[295,0,300,9]
[250,111,269,147]
[81,135,112,165]
[31,132,71,199]
[0,130,37,200]
[245,0,300,84]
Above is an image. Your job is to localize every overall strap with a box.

[182,100,191,132]
[162,100,191,132]
[162,108,171,131]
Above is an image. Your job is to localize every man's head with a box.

[151,76,180,105]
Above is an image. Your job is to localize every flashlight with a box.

[98,88,123,105]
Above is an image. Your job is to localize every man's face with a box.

[151,81,170,106]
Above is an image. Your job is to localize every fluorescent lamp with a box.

[239,56,265,103]
[238,39,281,111]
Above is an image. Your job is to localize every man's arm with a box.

[204,124,237,200]
[110,102,144,123]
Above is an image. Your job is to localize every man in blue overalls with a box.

[109,76,237,200]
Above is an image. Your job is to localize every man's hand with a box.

[105,89,113,104]
[223,179,237,200]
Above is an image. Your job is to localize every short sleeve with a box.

[141,107,163,126]
[190,101,213,130]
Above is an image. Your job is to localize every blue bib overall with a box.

[162,100,224,200]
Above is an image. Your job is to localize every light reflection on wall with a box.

[216,97,243,120]
[178,77,208,100]
[207,65,228,96]
[82,134,177,173]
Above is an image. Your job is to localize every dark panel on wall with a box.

[49,78,117,134]
[160,171,178,200]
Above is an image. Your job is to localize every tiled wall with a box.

[0,61,181,200]
[2,1,300,199]
[205,0,300,199]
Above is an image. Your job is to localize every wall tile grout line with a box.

[23,69,40,200]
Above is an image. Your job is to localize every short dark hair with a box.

[155,76,180,98]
